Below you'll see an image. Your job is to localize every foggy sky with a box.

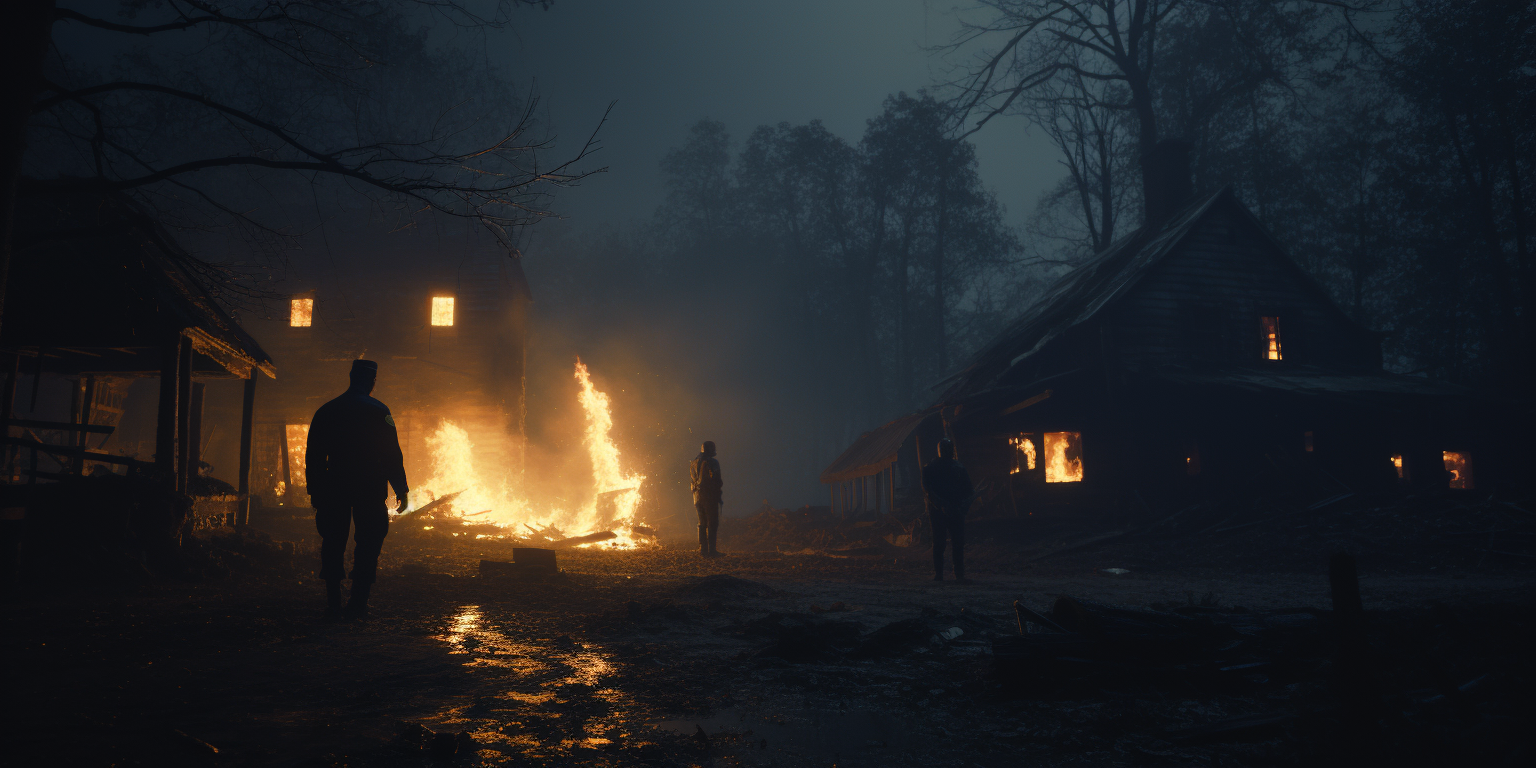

[491,0,1059,231]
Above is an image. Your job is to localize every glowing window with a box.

[431,296,455,326]
[1009,434,1037,474]
[1391,454,1406,481]
[1044,431,1083,483]
[1443,451,1473,489]
[285,424,310,485]
[1261,316,1282,360]
[290,298,313,327]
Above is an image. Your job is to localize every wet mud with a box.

[3,530,1532,767]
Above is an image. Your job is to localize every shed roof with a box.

[4,191,275,379]
[819,410,933,484]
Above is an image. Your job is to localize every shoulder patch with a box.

[384,414,396,427]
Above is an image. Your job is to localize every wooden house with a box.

[246,229,531,508]
[824,142,1499,518]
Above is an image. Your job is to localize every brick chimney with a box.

[1141,139,1193,229]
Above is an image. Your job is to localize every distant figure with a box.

[690,441,723,557]
[922,438,973,583]
[305,359,409,619]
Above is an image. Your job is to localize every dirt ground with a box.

[3,515,1532,768]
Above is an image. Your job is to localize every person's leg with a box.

[313,504,349,612]
[929,508,948,580]
[951,511,967,581]
[696,502,709,556]
[706,503,720,555]
[347,499,390,615]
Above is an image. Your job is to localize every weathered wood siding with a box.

[1105,204,1378,370]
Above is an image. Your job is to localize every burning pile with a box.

[394,360,651,548]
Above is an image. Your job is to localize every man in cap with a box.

[689,441,723,557]
[305,359,409,619]
[921,438,973,583]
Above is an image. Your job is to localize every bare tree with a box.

[4,0,599,326]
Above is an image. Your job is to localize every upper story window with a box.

[1261,316,1282,360]
[290,298,313,327]
[431,296,455,326]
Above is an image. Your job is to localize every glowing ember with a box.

[290,298,313,327]
[404,360,649,549]
[1044,431,1083,483]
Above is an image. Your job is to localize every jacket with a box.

[305,389,409,503]
[689,453,723,505]
[921,456,973,515]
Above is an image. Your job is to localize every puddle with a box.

[657,708,920,760]
[426,605,642,763]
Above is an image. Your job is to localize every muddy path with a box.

[4,535,1532,767]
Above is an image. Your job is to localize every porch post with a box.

[237,374,256,526]
[155,338,179,488]
[175,337,193,494]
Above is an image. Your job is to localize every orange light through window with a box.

[1442,451,1473,489]
[1261,316,1282,360]
[1044,431,1083,483]
[285,424,310,485]
[1009,434,1037,473]
[431,296,455,326]
[290,298,313,327]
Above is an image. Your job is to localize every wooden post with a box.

[175,337,193,494]
[187,381,204,487]
[889,465,896,517]
[75,376,95,475]
[68,376,81,474]
[237,374,256,526]
[1,354,16,482]
[828,484,835,515]
[155,339,179,488]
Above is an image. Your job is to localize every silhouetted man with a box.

[922,438,973,583]
[305,359,409,619]
[690,441,723,557]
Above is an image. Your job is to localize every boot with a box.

[698,525,709,557]
[344,580,372,620]
[324,579,343,620]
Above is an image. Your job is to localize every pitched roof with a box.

[4,191,275,378]
[819,410,933,483]
[937,186,1358,404]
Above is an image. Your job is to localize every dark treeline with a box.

[528,95,1026,501]
[948,0,1534,388]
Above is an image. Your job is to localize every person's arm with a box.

[383,411,408,511]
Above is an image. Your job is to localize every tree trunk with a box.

[0,1,57,338]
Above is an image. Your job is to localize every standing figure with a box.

[922,438,973,583]
[305,359,409,619]
[690,441,723,557]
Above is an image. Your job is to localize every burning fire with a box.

[1009,435,1036,473]
[404,360,649,548]
[1043,431,1083,483]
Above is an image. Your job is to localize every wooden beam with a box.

[1003,389,1053,415]
[1,354,16,482]
[176,336,193,494]
[238,375,256,525]
[188,381,205,483]
[155,339,178,488]
[3,418,114,434]
[0,436,154,469]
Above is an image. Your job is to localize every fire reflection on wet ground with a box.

[426,604,640,764]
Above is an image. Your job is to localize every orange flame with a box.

[403,360,650,549]
[1044,431,1083,483]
